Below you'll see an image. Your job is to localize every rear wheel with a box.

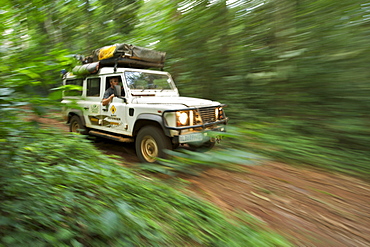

[69,115,88,134]
[135,126,172,163]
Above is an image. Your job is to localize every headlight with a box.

[215,107,224,120]
[176,111,189,126]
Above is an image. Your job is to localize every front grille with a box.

[198,107,216,124]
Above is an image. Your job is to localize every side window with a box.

[87,78,101,97]
[106,76,125,97]
[65,79,83,96]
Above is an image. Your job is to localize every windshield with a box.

[124,71,174,90]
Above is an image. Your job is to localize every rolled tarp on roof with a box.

[93,44,166,64]
[72,62,100,76]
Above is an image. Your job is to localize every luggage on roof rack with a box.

[84,43,166,69]
[70,43,166,76]
[72,62,100,76]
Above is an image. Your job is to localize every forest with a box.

[1,0,369,246]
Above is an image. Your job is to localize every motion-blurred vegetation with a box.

[2,0,369,178]
[1,0,369,244]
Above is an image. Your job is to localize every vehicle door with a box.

[83,77,104,128]
[98,75,128,134]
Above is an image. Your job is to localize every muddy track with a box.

[187,164,370,246]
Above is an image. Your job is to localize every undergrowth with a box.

[225,121,370,181]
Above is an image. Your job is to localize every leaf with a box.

[0,88,14,96]
[56,229,74,241]
[71,239,83,247]
[15,68,40,79]
[48,90,63,100]
[99,210,120,235]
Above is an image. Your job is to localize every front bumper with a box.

[175,127,226,144]
[161,106,228,144]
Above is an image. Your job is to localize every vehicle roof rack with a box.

[71,57,165,76]
[99,57,164,69]
[69,43,166,76]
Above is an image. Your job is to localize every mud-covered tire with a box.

[135,126,172,163]
[188,141,215,152]
[69,115,89,135]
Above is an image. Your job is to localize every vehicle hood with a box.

[131,96,220,108]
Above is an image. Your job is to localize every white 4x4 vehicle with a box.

[62,66,228,163]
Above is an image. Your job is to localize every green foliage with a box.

[226,121,370,181]
[2,0,142,53]
[4,0,370,179]
[1,0,369,243]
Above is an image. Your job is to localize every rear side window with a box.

[87,78,101,97]
[65,79,83,96]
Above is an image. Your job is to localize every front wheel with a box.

[69,115,89,135]
[135,126,172,163]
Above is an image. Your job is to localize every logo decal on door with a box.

[110,105,117,114]
[91,104,99,113]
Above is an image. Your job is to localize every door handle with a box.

[83,107,89,110]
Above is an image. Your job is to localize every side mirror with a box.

[114,85,127,103]
[113,85,122,97]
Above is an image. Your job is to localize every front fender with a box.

[134,113,170,136]
[68,109,86,126]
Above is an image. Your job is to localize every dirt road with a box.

[187,163,370,246]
